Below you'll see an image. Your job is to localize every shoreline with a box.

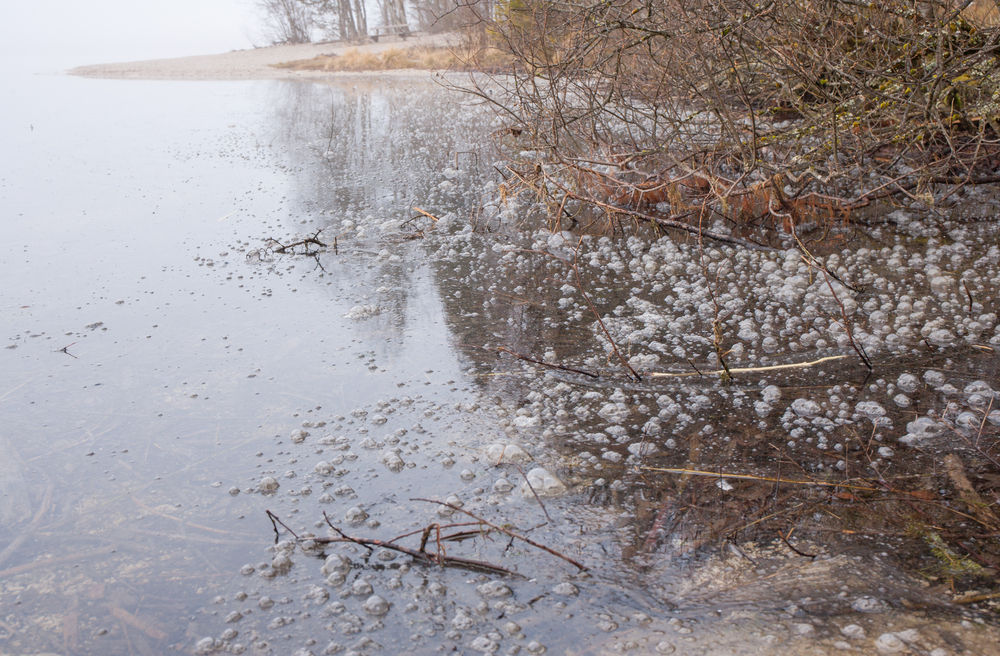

[68,33,459,81]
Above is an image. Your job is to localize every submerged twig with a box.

[963,280,975,313]
[648,354,848,378]
[0,481,54,569]
[571,244,641,382]
[266,509,299,541]
[268,228,327,255]
[496,346,599,378]
[512,464,552,523]
[315,511,522,577]
[778,529,817,559]
[411,206,440,222]
[412,498,588,571]
[638,467,884,492]
[943,454,1000,530]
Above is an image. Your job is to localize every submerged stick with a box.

[318,512,521,577]
[496,346,599,379]
[647,354,848,378]
[107,605,168,641]
[412,498,588,571]
[572,245,641,382]
[411,207,440,222]
[638,467,884,492]
[943,454,1000,529]
[0,481,54,569]
[269,228,327,254]
[266,509,299,540]
[513,464,552,523]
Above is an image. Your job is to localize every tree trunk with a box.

[353,0,367,36]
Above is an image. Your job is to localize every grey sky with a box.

[3,0,258,70]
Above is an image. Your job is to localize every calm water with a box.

[0,71,498,654]
[2,70,999,656]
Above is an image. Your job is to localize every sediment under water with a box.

[0,71,998,656]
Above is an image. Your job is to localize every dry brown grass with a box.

[273,45,511,73]
[964,1,1000,24]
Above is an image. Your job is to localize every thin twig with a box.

[318,512,522,577]
[411,207,440,222]
[513,464,552,523]
[266,509,299,540]
[270,229,327,254]
[778,529,817,558]
[648,354,848,377]
[572,243,641,382]
[638,467,884,491]
[412,498,588,571]
[496,346,599,378]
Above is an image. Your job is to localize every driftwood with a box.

[495,346,599,379]
[265,502,588,576]
[944,454,1000,530]
[267,509,520,576]
[647,355,849,378]
[246,229,328,261]
[319,512,523,577]
[411,498,588,571]
[268,228,327,255]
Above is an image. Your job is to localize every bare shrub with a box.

[256,0,314,44]
[471,0,1000,241]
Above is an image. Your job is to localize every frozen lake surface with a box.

[1,71,999,655]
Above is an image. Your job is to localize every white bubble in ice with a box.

[552,582,579,596]
[791,398,821,417]
[927,329,955,346]
[476,580,513,598]
[321,554,352,577]
[851,597,888,613]
[344,507,368,525]
[485,444,532,463]
[924,370,946,387]
[874,633,906,653]
[470,636,499,653]
[855,401,886,418]
[900,416,944,445]
[381,451,405,472]
[897,373,919,393]
[955,411,980,434]
[519,468,567,497]
[351,578,373,596]
[841,624,866,639]
[271,554,292,574]
[493,478,514,493]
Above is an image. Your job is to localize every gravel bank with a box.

[68,33,458,80]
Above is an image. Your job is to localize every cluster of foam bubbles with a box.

[413,195,1000,493]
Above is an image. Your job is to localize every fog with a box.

[2,0,257,71]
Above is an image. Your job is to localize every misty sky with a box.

[3,0,259,70]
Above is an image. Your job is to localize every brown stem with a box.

[412,498,589,571]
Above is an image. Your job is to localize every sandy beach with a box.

[68,32,458,80]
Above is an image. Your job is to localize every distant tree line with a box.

[255,0,496,43]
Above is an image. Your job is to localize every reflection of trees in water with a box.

[430,227,612,406]
[268,78,493,221]
[263,78,496,348]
